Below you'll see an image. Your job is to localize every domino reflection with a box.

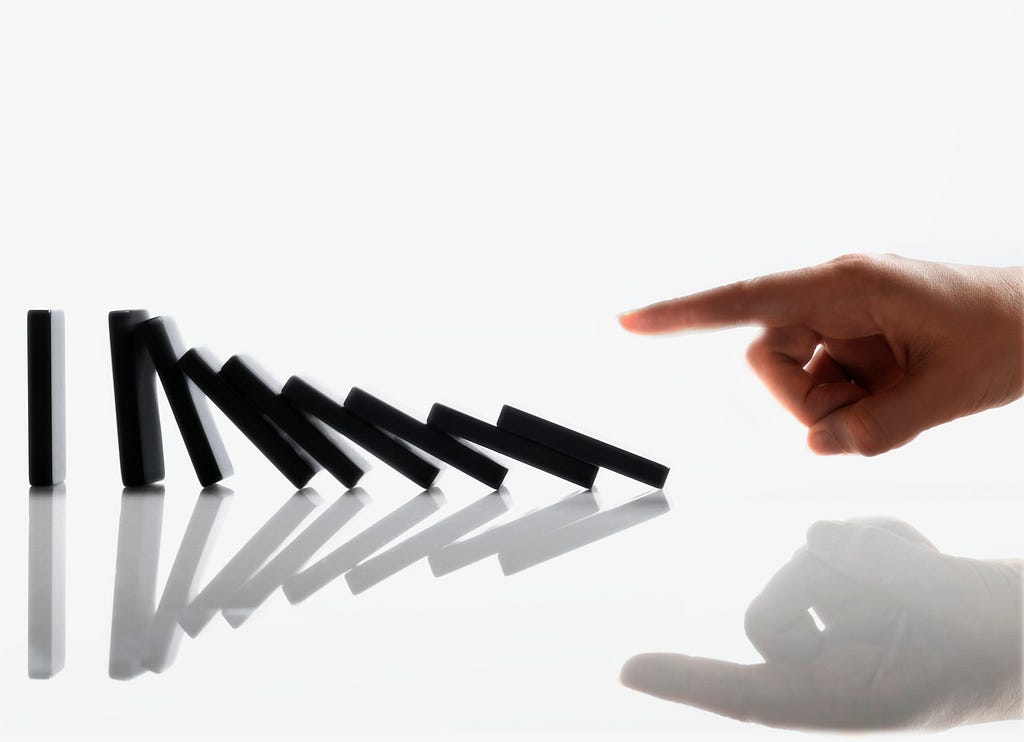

[28,485,66,679]
[497,489,670,575]
[109,486,164,680]
[92,484,669,679]
[143,486,231,672]
[222,488,368,627]
[281,487,446,604]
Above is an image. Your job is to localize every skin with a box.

[617,255,1024,729]
[618,253,1024,455]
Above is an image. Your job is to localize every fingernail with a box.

[617,311,640,330]
[806,520,851,552]
[808,429,842,455]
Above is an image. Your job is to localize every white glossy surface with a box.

[1,2,1022,739]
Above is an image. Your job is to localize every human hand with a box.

[620,518,1024,731]
[619,254,1024,455]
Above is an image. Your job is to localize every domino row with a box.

[30,309,671,491]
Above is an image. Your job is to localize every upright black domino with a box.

[497,405,669,488]
[179,349,316,489]
[283,377,439,489]
[28,310,66,486]
[109,310,165,487]
[344,387,507,490]
[139,317,232,487]
[427,403,598,488]
[221,356,365,489]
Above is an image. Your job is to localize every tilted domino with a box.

[221,356,364,488]
[179,349,317,489]
[344,387,507,490]
[139,317,232,487]
[109,310,164,486]
[427,403,598,488]
[27,310,66,486]
[282,376,439,490]
[496,405,669,488]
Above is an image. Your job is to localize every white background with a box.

[0,1,1021,739]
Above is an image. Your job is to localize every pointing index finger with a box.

[619,254,901,335]
[619,267,830,333]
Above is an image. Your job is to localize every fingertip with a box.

[806,520,854,552]
[807,428,844,455]
[617,310,648,333]
[620,652,677,693]
[620,653,653,689]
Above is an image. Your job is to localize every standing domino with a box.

[28,310,66,486]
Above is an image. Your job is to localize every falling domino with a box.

[283,376,439,489]
[345,387,507,490]
[427,403,598,488]
[497,405,669,488]
[179,349,317,489]
[221,356,365,488]
[139,317,232,487]
[109,310,165,487]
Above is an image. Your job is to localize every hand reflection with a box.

[622,518,1023,730]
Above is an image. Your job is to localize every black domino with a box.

[179,349,316,489]
[496,405,669,488]
[139,317,232,487]
[344,387,507,490]
[109,310,165,487]
[283,376,439,489]
[427,403,598,488]
[221,356,365,489]
[28,310,66,486]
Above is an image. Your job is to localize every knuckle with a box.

[826,252,907,289]
[827,252,878,279]
[849,524,890,554]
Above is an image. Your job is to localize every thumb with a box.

[806,372,947,456]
